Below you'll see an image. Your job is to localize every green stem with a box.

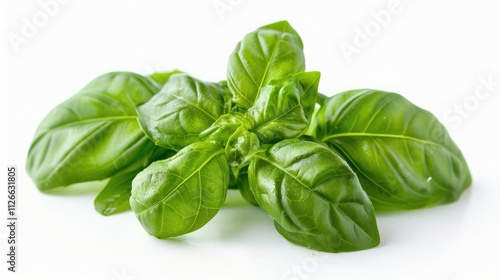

[316,92,329,104]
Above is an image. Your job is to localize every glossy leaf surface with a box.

[94,170,137,216]
[237,167,258,206]
[138,74,228,151]
[227,21,305,109]
[225,127,261,168]
[311,90,472,211]
[130,142,229,238]
[94,149,176,216]
[199,112,254,147]
[26,72,163,190]
[294,71,321,121]
[248,75,309,143]
[249,139,380,252]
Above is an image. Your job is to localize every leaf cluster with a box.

[27,21,471,252]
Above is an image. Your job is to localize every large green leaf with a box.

[130,142,229,238]
[227,20,305,109]
[26,72,164,191]
[137,74,229,151]
[249,139,380,252]
[311,89,472,211]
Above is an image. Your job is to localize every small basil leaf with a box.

[199,112,254,147]
[147,70,183,86]
[237,167,258,206]
[249,139,380,252]
[294,71,321,121]
[26,72,163,191]
[227,20,305,109]
[137,74,228,151]
[225,127,261,168]
[130,142,229,238]
[248,74,308,143]
[94,170,137,216]
[312,90,472,211]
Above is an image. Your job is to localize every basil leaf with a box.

[227,20,305,109]
[26,72,163,191]
[311,90,472,211]
[248,74,314,143]
[147,70,183,86]
[130,142,229,238]
[137,74,229,151]
[94,170,137,216]
[199,112,255,147]
[237,167,258,206]
[94,149,176,216]
[294,71,321,121]
[225,127,261,168]
[249,139,380,252]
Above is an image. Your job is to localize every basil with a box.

[27,21,471,253]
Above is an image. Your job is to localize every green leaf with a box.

[294,71,321,121]
[248,74,309,143]
[249,139,380,252]
[227,20,305,109]
[137,74,229,151]
[130,142,229,238]
[236,167,258,206]
[199,112,255,147]
[200,112,262,168]
[94,149,176,216]
[225,127,261,168]
[147,70,183,86]
[26,72,164,191]
[311,89,472,211]
[94,170,137,216]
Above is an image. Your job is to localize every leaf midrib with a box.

[137,149,225,214]
[253,103,304,132]
[322,132,442,147]
[40,121,146,185]
[170,92,217,121]
[42,115,137,132]
[254,24,289,103]
[253,154,376,242]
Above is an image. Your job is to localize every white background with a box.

[1,1,500,279]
